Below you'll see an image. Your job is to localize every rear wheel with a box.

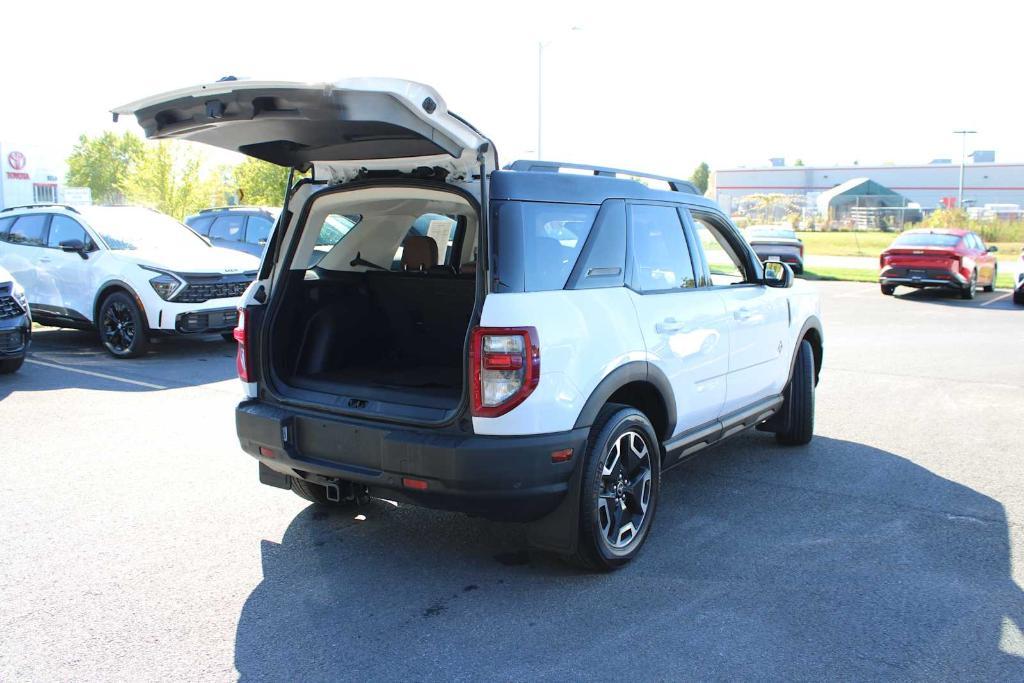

[775,340,815,446]
[290,477,359,508]
[982,266,997,293]
[1014,288,1024,306]
[960,270,977,299]
[881,284,896,296]
[98,291,149,358]
[0,357,24,374]
[569,405,660,571]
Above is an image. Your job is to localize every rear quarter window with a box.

[493,201,598,292]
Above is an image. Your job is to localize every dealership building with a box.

[710,159,1024,216]
[0,142,67,211]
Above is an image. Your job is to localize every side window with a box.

[7,214,48,247]
[188,216,214,236]
[972,234,985,250]
[307,214,362,268]
[691,213,750,286]
[47,215,91,249]
[629,204,696,292]
[0,216,14,242]
[209,215,245,242]
[245,215,274,246]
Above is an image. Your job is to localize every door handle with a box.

[656,317,690,334]
[38,256,52,263]
[734,307,752,321]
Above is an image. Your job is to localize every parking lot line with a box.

[25,358,168,390]
[980,292,1011,307]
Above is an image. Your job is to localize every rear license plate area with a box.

[909,269,926,279]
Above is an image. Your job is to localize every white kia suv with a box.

[0,205,259,357]
[117,78,823,569]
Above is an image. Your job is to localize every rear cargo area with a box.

[266,185,478,414]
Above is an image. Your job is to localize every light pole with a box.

[537,26,582,160]
[953,129,976,208]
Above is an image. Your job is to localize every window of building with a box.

[32,184,58,203]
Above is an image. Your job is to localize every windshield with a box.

[80,207,211,251]
[892,233,962,248]
[747,227,797,240]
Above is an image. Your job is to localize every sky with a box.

[2,0,1022,178]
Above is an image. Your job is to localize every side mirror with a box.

[987,245,999,253]
[59,239,89,259]
[763,261,794,288]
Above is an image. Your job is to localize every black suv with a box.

[0,266,31,374]
[185,206,278,257]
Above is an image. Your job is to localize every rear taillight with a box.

[233,307,253,382]
[470,326,540,417]
[799,243,804,259]
[880,253,889,268]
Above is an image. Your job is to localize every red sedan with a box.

[879,228,999,299]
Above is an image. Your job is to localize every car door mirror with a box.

[59,239,89,259]
[763,260,793,288]
[987,245,999,253]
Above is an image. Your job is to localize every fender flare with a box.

[788,315,823,384]
[572,361,677,438]
[93,279,150,328]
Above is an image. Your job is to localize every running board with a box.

[662,395,783,469]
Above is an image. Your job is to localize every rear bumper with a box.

[0,314,31,358]
[236,400,588,521]
[880,266,967,288]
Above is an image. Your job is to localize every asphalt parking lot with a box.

[1,281,1022,680]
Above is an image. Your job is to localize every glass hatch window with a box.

[80,207,210,251]
[892,233,962,248]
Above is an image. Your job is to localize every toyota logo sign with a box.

[8,151,26,170]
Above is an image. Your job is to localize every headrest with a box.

[401,235,438,271]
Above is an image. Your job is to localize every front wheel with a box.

[775,340,815,446]
[569,405,661,571]
[98,292,149,358]
[982,266,997,293]
[0,357,24,374]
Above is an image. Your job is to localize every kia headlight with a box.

[141,267,184,301]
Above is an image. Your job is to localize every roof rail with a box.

[199,205,274,213]
[506,160,700,194]
[0,203,80,214]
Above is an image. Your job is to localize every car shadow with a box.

[0,327,238,400]
[233,434,1024,680]
[893,287,1021,310]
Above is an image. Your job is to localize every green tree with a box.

[118,141,219,220]
[65,131,144,204]
[923,208,969,229]
[233,158,290,206]
[690,161,710,195]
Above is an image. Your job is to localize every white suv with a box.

[0,205,259,357]
[118,78,823,569]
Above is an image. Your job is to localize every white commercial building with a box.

[0,142,66,210]
[711,161,1024,215]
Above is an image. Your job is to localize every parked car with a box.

[744,225,804,274]
[117,78,823,569]
[185,206,279,257]
[0,264,31,374]
[0,204,259,357]
[879,228,998,299]
[1014,247,1024,305]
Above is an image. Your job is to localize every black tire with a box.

[569,404,661,571]
[775,340,815,446]
[982,266,996,293]
[0,357,24,374]
[290,477,358,508]
[221,332,236,342]
[881,284,896,296]
[98,291,149,358]
[960,270,977,300]
[1014,288,1024,306]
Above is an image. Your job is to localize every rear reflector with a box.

[258,446,276,459]
[551,448,573,463]
[402,477,429,490]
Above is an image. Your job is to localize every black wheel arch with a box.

[93,279,150,328]
[572,361,676,442]
[788,315,823,385]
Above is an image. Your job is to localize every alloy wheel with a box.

[597,430,653,549]
[102,301,136,353]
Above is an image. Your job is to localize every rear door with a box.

[626,203,729,436]
[113,79,496,180]
[687,209,790,413]
[0,213,50,304]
